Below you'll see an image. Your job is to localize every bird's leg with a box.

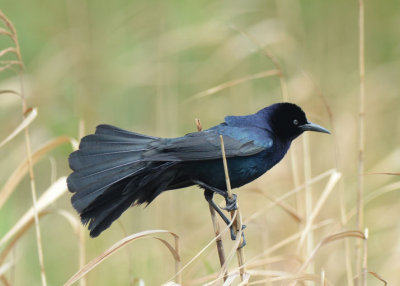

[204,190,237,240]
[194,180,238,211]
[222,194,237,211]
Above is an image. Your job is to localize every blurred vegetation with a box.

[1,0,399,285]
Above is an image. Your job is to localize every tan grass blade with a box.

[368,271,387,285]
[166,215,234,284]
[184,70,280,104]
[298,171,342,248]
[0,177,67,247]
[298,230,366,273]
[56,210,86,286]
[0,47,17,58]
[247,273,322,285]
[244,169,337,224]
[368,172,400,175]
[64,230,179,286]
[0,28,12,37]
[248,188,303,223]
[0,89,20,97]
[0,262,13,276]
[347,181,400,220]
[0,211,49,265]
[245,219,334,266]
[0,107,37,148]
[0,136,75,208]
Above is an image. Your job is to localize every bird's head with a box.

[265,102,330,140]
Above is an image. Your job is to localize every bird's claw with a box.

[223,194,238,211]
[230,228,247,249]
[229,224,246,239]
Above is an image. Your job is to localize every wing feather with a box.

[143,128,268,161]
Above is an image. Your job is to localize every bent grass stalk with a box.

[0,10,47,286]
[195,118,228,282]
[219,135,247,283]
[357,0,366,284]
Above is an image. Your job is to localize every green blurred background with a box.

[1,0,399,285]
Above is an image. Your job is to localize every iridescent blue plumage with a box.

[68,102,330,237]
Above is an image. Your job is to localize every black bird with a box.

[67,102,329,238]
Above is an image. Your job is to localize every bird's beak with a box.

[300,122,330,134]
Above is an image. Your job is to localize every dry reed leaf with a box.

[0,28,12,37]
[0,64,13,72]
[247,273,322,285]
[347,181,400,220]
[246,269,291,277]
[167,214,234,284]
[0,211,49,265]
[153,237,180,262]
[0,89,20,97]
[162,282,181,286]
[249,188,303,223]
[0,47,17,58]
[368,271,387,285]
[184,70,280,104]
[0,107,37,148]
[298,171,342,248]
[64,230,179,286]
[298,230,366,273]
[0,136,75,208]
[368,172,400,176]
[0,262,13,276]
[0,265,12,285]
[222,272,239,286]
[245,255,302,269]
[244,169,337,224]
[245,219,334,267]
[0,177,67,247]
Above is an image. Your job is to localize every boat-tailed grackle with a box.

[67,102,330,238]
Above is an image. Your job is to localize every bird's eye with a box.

[293,119,299,126]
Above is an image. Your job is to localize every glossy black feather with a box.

[67,103,329,237]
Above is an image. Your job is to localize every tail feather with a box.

[95,124,158,140]
[67,124,179,237]
[80,163,176,237]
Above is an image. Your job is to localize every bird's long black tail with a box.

[67,124,177,237]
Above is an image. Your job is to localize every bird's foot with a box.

[230,228,247,249]
[229,224,247,240]
[223,194,238,211]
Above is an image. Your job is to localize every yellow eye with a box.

[293,119,299,125]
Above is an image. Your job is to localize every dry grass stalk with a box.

[195,118,227,281]
[302,132,314,275]
[0,10,47,285]
[298,171,342,249]
[219,135,247,283]
[361,228,368,286]
[65,230,180,286]
[356,0,366,284]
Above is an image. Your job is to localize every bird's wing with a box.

[143,128,270,162]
